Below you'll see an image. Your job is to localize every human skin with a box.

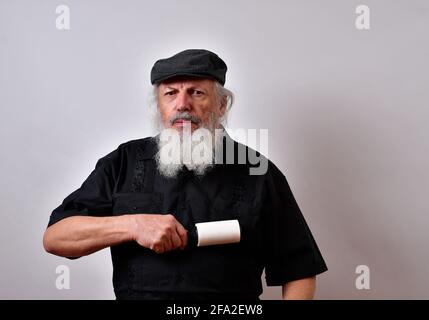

[157,77,226,131]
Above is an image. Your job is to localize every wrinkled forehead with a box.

[158,76,215,90]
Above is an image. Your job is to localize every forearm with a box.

[43,215,134,258]
[282,276,316,300]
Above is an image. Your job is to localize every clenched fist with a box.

[129,214,188,254]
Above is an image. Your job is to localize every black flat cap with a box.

[150,49,227,85]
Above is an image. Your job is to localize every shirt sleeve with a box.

[262,161,328,286]
[47,148,120,228]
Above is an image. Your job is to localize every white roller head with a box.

[195,219,241,247]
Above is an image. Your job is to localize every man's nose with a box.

[176,91,191,112]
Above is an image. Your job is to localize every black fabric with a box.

[47,136,328,300]
[150,49,227,85]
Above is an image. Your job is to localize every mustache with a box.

[169,112,202,125]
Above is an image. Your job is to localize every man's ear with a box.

[219,95,227,117]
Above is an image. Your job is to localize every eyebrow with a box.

[164,85,206,92]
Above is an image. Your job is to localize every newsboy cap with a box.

[150,49,227,85]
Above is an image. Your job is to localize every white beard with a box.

[156,123,222,178]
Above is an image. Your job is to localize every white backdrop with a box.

[1,0,428,299]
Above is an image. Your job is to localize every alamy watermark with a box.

[158,125,269,176]
[55,5,70,30]
[355,5,370,30]
[355,264,370,290]
[55,264,70,290]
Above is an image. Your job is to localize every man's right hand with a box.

[130,214,188,254]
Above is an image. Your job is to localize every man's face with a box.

[157,77,225,131]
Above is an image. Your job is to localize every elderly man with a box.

[43,49,327,300]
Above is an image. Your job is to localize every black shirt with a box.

[48,135,328,300]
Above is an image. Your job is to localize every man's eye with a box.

[192,90,204,96]
[165,91,175,96]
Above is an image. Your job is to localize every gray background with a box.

[1,0,428,299]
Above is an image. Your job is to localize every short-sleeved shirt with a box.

[48,135,328,300]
